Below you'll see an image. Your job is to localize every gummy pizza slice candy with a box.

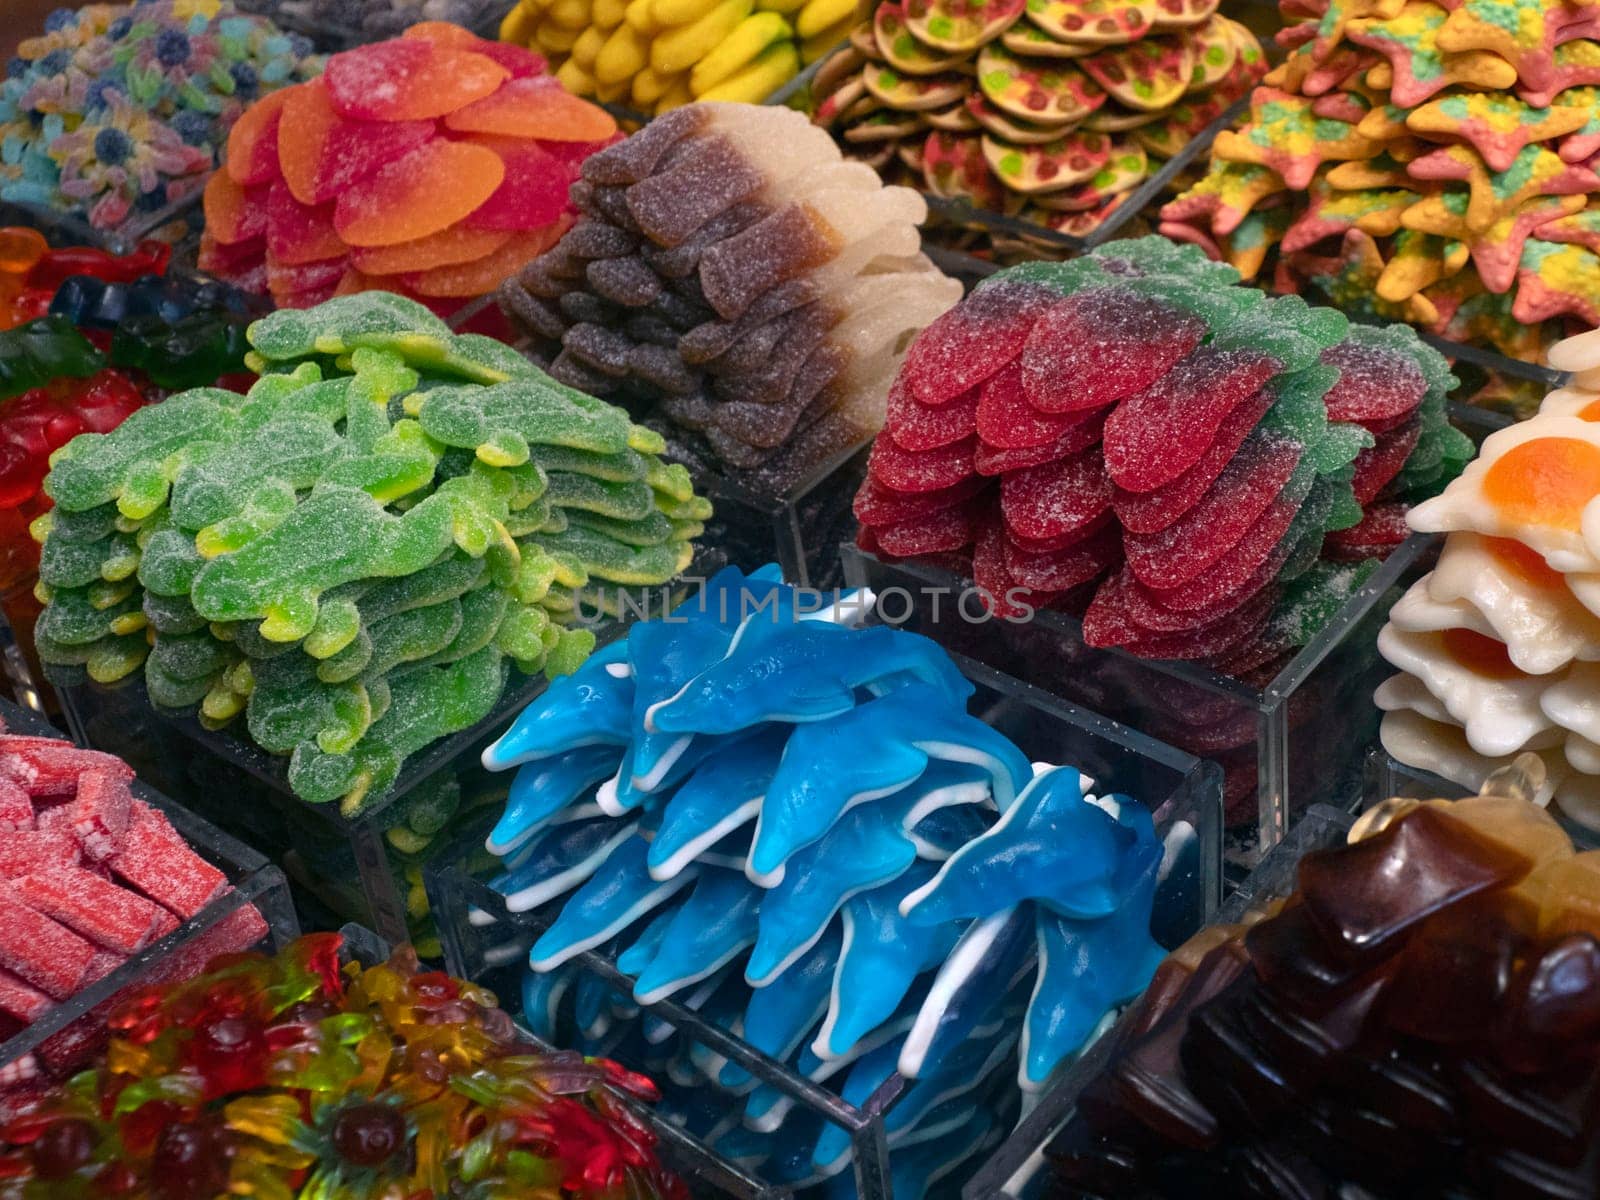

[1078,35,1197,113]
[1024,0,1158,45]
[977,42,1108,124]
[904,0,1027,52]
[981,130,1113,192]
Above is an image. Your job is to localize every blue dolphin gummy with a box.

[719,924,841,1091]
[615,905,677,977]
[487,743,623,854]
[529,836,701,971]
[521,961,577,1042]
[481,638,632,771]
[743,1008,922,1133]
[633,867,763,1005]
[495,816,640,915]
[648,600,974,736]
[645,724,788,881]
[814,861,963,1062]
[748,685,1033,883]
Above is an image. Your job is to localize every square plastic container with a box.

[0,695,300,1087]
[51,663,565,948]
[842,537,1434,867]
[962,803,1353,1200]
[424,653,1223,1200]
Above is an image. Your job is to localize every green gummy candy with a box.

[646,458,695,505]
[137,525,205,597]
[44,504,119,543]
[146,657,222,710]
[544,625,596,679]
[544,471,655,521]
[539,525,692,585]
[190,484,464,642]
[169,417,347,534]
[493,602,549,662]
[986,258,1111,298]
[416,378,632,466]
[400,584,509,674]
[400,774,461,838]
[87,579,136,610]
[38,531,138,589]
[524,443,647,482]
[566,507,675,547]
[246,293,452,364]
[44,391,239,517]
[657,492,713,522]
[36,586,145,646]
[359,551,488,625]
[1209,297,1349,374]
[503,497,554,539]
[539,584,576,614]
[287,644,507,814]
[318,597,464,684]
[319,419,440,506]
[143,589,208,635]
[1267,559,1380,648]
[1261,363,1373,475]
[439,333,542,383]
[235,369,347,430]
[1090,235,1243,287]
[35,628,148,683]
[247,653,376,756]
[148,631,235,683]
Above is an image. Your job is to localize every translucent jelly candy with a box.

[855,235,1461,674]
[197,27,614,315]
[499,102,960,486]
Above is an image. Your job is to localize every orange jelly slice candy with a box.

[267,183,346,265]
[1579,397,1600,422]
[334,140,505,248]
[407,222,570,297]
[1482,436,1600,532]
[443,77,617,142]
[324,40,508,122]
[352,225,513,275]
[225,86,291,187]
[1440,626,1523,679]
[203,171,266,245]
[402,22,550,77]
[277,79,436,207]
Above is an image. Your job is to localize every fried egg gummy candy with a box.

[199,23,618,314]
[855,234,1468,678]
[32,292,705,817]
[1052,762,1600,1199]
[477,564,1171,1191]
[497,101,963,494]
[0,930,687,1200]
[1377,327,1600,833]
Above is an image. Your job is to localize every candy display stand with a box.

[962,803,1352,1200]
[842,536,1433,866]
[0,695,300,1080]
[52,663,572,947]
[424,654,1222,1200]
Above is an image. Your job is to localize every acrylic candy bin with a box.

[0,695,300,1092]
[842,536,1434,867]
[424,653,1223,1200]
[962,803,1353,1200]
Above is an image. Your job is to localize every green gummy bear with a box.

[287,645,507,815]
[544,471,656,521]
[36,586,145,646]
[44,391,240,517]
[538,525,693,585]
[246,293,452,365]
[189,484,468,642]
[317,597,464,684]
[415,378,632,466]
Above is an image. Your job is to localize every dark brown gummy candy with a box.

[581,106,708,187]
[624,135,766,247]
[699,203,844,322]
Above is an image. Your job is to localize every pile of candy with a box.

[1051,761,1600,1199]
[854,237,1468,672]
[0,723,267,1097]
[260,0,507,38]
[812,4,1266,246]
[0,931,687,1199]
[31,292,706,815]
[1161,0,1600,361]
[498,0,847,112]
[199,23,618,313]
[1378,327,1600,831]
[479,565,1168,1189]
[0,0,318,232]
[498,102,961,492]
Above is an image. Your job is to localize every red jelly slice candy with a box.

[324,40,508,122]
[0,778,30,833]
[408,225,568,298]
[1020,288,1208,414]
[1112,385,1276,535]
[198,234,265,281]
[1322,339,1426,425]
[874,495,986,556]
[445,76,617,142]
[902,281,1065,406]
[854,474,988,526]
[1103,347,1282,492]
[225,86,290,187]
[202,172,266,246]
[975,408,1108,476]
[1006,511,1114,554]
[0,967,49,1022]
[0,879,96,1000]
[1086,581,1276,659]
[869,433,977,493]
[335,140,506,248]
[886,377,980,452]
[463,140,577,231]
[1000,448,1113,543]
[14,867,173,955]
[1324,501,1410,559]
[266,183,346,266]
[977,361,1101,450]
[110,804,227,919]
[1005,522,1122,592]
[352,225,513,275]
[278,79,437,208]
[1351,417,1422,505]
[973,518,1049,619]
[0,737,132,796]
[268,257,348,307]
[1123,431,1304,590]
[402,22,551,77]
[0,829,76,879]
[67,767,130,863]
